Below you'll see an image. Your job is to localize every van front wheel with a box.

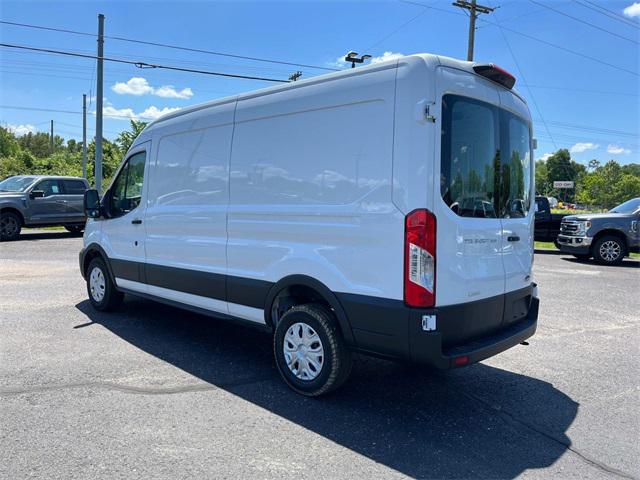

[274,304,352,396]
[86,257,123,311]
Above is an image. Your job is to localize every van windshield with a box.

[440,94,532,219]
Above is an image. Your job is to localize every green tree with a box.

[115,120,147,154]
[0,127,20,158]
[544,149,585,202]
[535,159,549,195]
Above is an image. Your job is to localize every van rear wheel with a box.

[86,257,123,311]
[274,304,352,396]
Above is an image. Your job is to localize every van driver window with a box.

[109,152,146,217]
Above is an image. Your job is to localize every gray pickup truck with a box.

[0,175,90,241]
[557,197,640,265]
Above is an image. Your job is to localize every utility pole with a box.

[82,93,87,179]
[95,13,105,192]
[50,120,54,152]
[452,0,494,61]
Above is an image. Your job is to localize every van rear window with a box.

[440,95,532,219]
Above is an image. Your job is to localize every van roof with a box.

[142,53,524,133]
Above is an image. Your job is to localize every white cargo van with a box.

[80,54,539,396]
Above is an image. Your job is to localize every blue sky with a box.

[0,0,638,165]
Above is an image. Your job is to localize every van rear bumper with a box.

[410,297,538,369]
[338,285,538,369]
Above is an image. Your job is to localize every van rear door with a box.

[498,91,534,302]
[434,67,506,314]
[434,67,534,330]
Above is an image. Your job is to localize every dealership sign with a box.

[553,181,574,189]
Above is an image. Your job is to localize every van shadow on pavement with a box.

[75,297,578,479]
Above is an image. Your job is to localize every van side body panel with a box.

[392,55,439,214]
[228,66,404,306]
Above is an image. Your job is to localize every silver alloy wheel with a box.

[599,240,621,262]
[89,266,106,302]
[283,322,325,381]
[1,216,18,236]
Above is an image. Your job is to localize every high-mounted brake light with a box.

[473,63,516,90]
[404,209,436,308]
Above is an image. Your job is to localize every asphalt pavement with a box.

[1,230,638,479]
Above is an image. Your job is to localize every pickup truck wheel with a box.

[65,225,84,234]
[0,212,22,240]
[86,257,123,311]
[274,304,352,397]
[592,235,626,265]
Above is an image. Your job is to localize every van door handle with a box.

[507,235,520,242]
[131,219,142,225]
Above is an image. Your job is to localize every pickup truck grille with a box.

[560,222,580,235]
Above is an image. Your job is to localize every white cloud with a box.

[607,144,632,155]
[112,77,154,96]
[103,106,137,120]
[138,106,181,120]
[100,105,181,121]
[154,85,194,99]
[111,77,193,99]
[369,51,405,64]
[623,2,640,17]
[537,153,553,162]
[332,51,405,69]
[4,124,36,136]
[570,142,599,153]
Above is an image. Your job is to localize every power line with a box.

[366,6,431,51]
[523,84,639,97]
[490,7,558,151]
[400,0,639,77]
[0,43,291,83]
[480,18,639,77]
[0,104,157,121]
[528,0,638,45]
[573,0,640,29]
[0,19,339,72]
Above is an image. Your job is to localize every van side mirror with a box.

[29,190,45,199]
[84,189,101,218]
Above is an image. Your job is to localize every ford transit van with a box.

[80,54,539,396]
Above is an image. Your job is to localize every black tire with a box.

[572,254,591,261]
[592,235,626,266]
[65,225,84,234]
[274,304,352,397]
[554,239,560,250]
[86,257,123,311]
[0,211,22,241]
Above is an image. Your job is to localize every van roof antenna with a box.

[344,52,371,69]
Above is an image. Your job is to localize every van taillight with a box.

[404,209,436,308]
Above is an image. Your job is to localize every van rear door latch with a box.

[425,104,436,123]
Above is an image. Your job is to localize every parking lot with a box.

[1,230,638,479]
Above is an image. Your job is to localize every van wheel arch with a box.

[82,244,117,284]
[264,275,355,345]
